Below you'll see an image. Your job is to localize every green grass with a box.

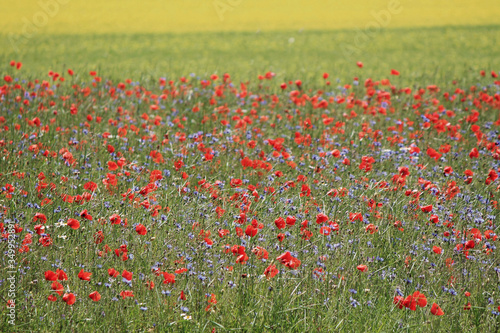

[1,24,499,83]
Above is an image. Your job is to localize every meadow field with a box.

[1,0,500,81]
[1,1,500,332]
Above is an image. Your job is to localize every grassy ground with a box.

[1,25,500,85]
[1,0,500,83]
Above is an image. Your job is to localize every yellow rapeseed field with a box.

[2,0,499,34]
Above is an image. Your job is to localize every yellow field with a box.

[1,0,500,35]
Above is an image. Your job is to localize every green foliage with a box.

[1,24,499,84]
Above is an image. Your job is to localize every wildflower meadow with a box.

[1,1,500,332]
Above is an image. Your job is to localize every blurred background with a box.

[1,0,499,82]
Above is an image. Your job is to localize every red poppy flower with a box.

[230,178,243,187]
[33,213,47,224]
[420,205,433,213]
[320,226,331,236]
[430,215,439,224]
[430,303,444,316]
[251,219,263,229]
[465,240,475,249]
[135,224,147,235]
[274,217,286,229]
[245,225,258,237]
[80,209,93,220]
[57,269,68,281]
[51,281,64,296]
[44,270,57,281]
[67,218,80,230]
[122,270,133,281]
[205,293,217,312]
[47,295,57,302]
[251,246,269,260]
[94,230,104,244]
[469,228,482,240]
[356,265,367,272]
[62,293,76,305]
[365,224,378,234]
[393,296,404,309]
[218,229,229,238]
[236,248,249,264]
[426,148,442,160]
[163,272,176,284]
[107,161,118,171]
[402,295,417,311]
[108,268,119,278]
[120,290,134,299]
[486,169,498,184]
[276,252,301,269]
[484,230,497,241]
[39,235,53,247]
[78,269,92,281]
[264,264,279,279]
[316,213,328,224]
[413,291,427,308]
[83,181,98,192]
[34,224,45,235]
[286,216,296,226]
[110,214,121,225]
[89,291,101,302]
